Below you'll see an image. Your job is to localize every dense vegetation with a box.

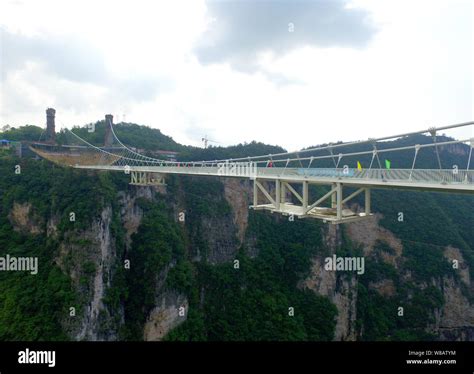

[179,141,285,162]
[0,122,472,342]
[120,198,186,339]
[0,154,118,340]
[0,125,44,142]
[166,211,337,341]
[1,121,285,162]
[59,121,184,152]
[356,239,445,341]
[118,176,338,341]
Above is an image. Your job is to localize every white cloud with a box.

[0,0,472,151]
[194,0,376,70]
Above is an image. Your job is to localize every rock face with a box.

[144,291,188,341]
[444,246,470,286]
[222,178,263,258]
[57,186,167,340]
[8,202,42,234]
[438,277,474,336]
[123,186,189,341]
[57,206,118,341]
[84,207,116,340]
[52,185,187,341]
[369,279,396,297]
[223,178,251,245]
[199,214,239,264]
[47,214,60,238]
[437,248,474,340]
[180,177,241,265]
[302,257,358,341]
[346,214,403,263]
[15,177,473,342]
[117,187,153,248]
[342,213,474,341]
[301,211,474,341]
[301,224,358,341]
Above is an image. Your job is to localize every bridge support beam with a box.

[336,183,342,221]
[130,171,166,186]
[302,181,308,210]
[365,188,371,214]
[250,178,373,224]
[331,183,337,209]
[253,177,258,207]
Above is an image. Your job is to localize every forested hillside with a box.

[0,123,472,341]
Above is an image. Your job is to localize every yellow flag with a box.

[357,161,362,171]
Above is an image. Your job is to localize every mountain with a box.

[0,122,472,341]
[55,121,286,161]
[58,121,184,152]
[0,125,44,142]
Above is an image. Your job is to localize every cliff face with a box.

[341,213,474,341]
[9,202,42,235]
[11,174,472,341]
[124,181,474,341]
[56,206,119,341]
[222,178,259,258]
[301,225,358,341]
[143,291,188,341]
[176,176,242,264]
[119,186,188,340]
[197,214,238,264]
[437,247,474,340]
[223,178,251,246]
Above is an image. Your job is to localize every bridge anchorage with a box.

[29,115,474,225]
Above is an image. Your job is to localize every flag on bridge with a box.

[357,161,362,171]
[385,159,391,169]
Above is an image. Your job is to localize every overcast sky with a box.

[1,0,472,150]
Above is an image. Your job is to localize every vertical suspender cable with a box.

[336,153,342,168]
[466,139,473,183]
[297,153,304,168]
[329,146,337,168]
[409,144,420,181]
[429,128,443,170]
[373,142,383,179]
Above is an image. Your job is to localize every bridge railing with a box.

[110,165,474,185]
[255,167,474,184]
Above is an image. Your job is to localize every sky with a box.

[0,0,473,151]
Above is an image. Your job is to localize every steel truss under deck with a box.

[250,178,372,224]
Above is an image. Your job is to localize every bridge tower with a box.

[104,114,114,147]
[45,108,56,144]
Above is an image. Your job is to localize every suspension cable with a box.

[199,121,474,164]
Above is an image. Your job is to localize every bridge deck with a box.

[74,165,474,192]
